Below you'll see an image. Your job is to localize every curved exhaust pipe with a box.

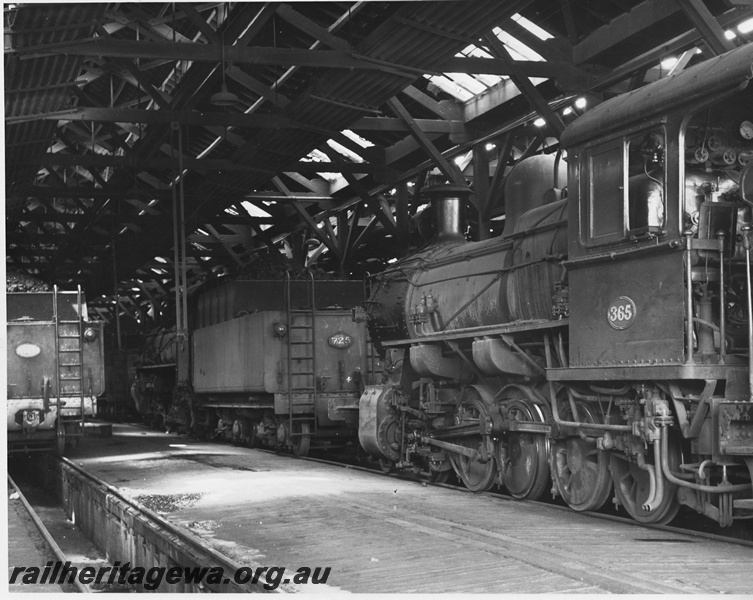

[636,452,658,511]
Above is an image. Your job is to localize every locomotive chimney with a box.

[423,183,469,242]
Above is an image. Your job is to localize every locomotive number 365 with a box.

[607,296,637,330]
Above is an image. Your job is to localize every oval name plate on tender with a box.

[16,343,42,358]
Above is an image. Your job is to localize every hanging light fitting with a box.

[211,36,239,106]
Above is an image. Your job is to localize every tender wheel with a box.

[291,421,311,457]
[448,388,496,492]
[247,421,262,449]
[550,401,612,512]
[610,431,681,525]
[231,418,248,446]
[232,418,262,448]
[499,389,550,500]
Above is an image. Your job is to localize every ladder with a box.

[284,272,318,442]
[54,285,87,440]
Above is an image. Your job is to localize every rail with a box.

[8,474,92,593]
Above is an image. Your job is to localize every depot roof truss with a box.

[5,1,753,324]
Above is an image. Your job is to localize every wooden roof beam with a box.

[181,3,222,46]
[485,34,565,138]
[350,117,466,134]
[20,154,375,177]
[676,0,736,56]
[204,224,245,266]
[286,203,341,261]
[275,3,352,53]
[226,65,291,109]
[573,0,682,65]
[12,38,564,79]
[8,106,305,131]
[386,97,478,210]
[401,85,460,121]
[559,0,579,45]
[320,145,398,236]
[581,6,753,92]
[281,172,330,196]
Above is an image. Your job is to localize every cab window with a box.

[582,128,666,246]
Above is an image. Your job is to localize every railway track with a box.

[297,446,753,549]
[93,421,753,547]
[8,474,91,593]
[15,423,751,594]
[26,453,290,593]
[9,454,289,593]
[176,443,750,594]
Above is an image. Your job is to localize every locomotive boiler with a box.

[358,43,753,526]
[7,287,105,454]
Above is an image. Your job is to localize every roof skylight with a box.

[511,13,554,41]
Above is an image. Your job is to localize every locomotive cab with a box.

[556,45,753,524]
[560,47,753,380]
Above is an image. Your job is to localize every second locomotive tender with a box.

[358,44,753,526]
[133,275,377,456]
[7,287,105,454]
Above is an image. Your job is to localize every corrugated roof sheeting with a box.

[110,1,526,285]
[226,1,526,174]
[5,4,109,201]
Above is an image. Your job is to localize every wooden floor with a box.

[63,423,753,594]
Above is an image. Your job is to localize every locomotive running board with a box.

[381,319,568,347]
[547,364,749,382]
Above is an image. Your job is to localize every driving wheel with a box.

[610,430,681,524]
[448,388,496,492]
[550,401,612,511]
[500,388,550,500]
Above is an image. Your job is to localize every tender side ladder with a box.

[54,285,87,440]
[285,272,318,439]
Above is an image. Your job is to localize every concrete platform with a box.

[63,423,753,594]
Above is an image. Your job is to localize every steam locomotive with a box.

[131,275,379,455]
[357,43,753,527]
[7,287,105,454]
